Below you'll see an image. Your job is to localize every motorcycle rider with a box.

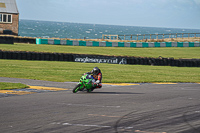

[85,67,102,89]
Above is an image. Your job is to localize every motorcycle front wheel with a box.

[72,84,81,93]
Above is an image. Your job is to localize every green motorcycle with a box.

[73,74,96,93]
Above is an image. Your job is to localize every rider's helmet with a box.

[93,67,100,75]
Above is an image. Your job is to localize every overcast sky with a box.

[16,0,200,29]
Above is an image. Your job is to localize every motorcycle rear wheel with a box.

[73,84,81,93]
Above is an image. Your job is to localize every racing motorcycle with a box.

[73,74,97,93]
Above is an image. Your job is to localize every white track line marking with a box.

[58,103,121,108]
[51,122,166,132]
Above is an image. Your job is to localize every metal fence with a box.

[102,33,200,41]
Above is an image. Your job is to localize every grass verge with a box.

[0,82,29,90]
[0,43,200,59]
[0,59,199,83]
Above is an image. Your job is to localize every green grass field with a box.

[0,60,199,83]
[0,43,200,59]
[0,82,28,90]
[0,43,199,85]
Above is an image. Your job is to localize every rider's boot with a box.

[96,83,102,89]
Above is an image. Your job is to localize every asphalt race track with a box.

[0,77,200,133]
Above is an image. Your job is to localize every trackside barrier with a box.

[0,50,74,62]
[36,38,200,47]
[0,50,200,67]
[0,36,14,44]
[0,36,35,44]
[14,37,36,44]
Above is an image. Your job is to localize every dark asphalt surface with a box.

[0,77,200,133]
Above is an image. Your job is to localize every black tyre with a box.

[73,84,81,93]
